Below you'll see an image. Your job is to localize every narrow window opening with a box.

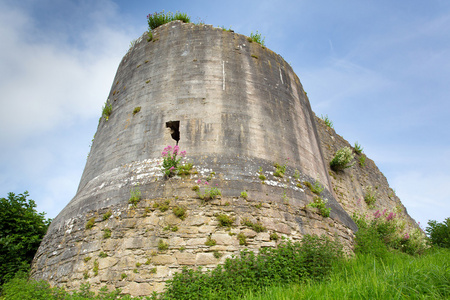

[166,121,180,145]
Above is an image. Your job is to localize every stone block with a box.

[186,237,207,246]
[152,255,176,265]
[175,252,196,265]
[196,253,216,265]
[211,233,238,245]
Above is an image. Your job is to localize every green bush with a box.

[307,197,331,218]
[321,114,334,128]
[353,211,426,256]
[147,11,191,30]
[354,142,363,154]
[101,100,112,121]
[330,147,355,171]
[128,186,141,206]
[172,206,186,220]
[247,30,265,46]
[363,186,377,207]
[0,192,51,285]
[426,218,450,248]
[273,163,286,178]
[216,214,235,227]
[162,235,342,299]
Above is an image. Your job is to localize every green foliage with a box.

[273,163,286,178]
[304,179,324,195]
[358,155,366,167]
[216,214,235,227]
[205,236,217,247]
[85,217,95,230]
[154,199,170,212]
[147,11,191,30]
[197,187,221,201]
[162,235,342,299]
[364,186,377,207]
[240,191,248,199]
[330,147,355,171]
[248,30,265,46]
[177,163,193,176]
[243,219,267,232]
[354,141,363,154]
[270,232,279,241]
[172,206,186,220]
[132,106,141,115]
[128,186,141,206]
[426,218,450,248]
[0,192,51,285]
[102,210,112,221]
[321,114,334,128]
[259,174,266,181]
[307,197,331,218]
[99,252,107,258]
[103,228,111,239]
[293,169,301,179]
[213,250,223,259]
[242,248,450,300]
[161,145,188,178]
[93,260,99,276]
[158,239,169,251]
[238,232,247,245]
[353,211,427,256]
[101,100,112,121]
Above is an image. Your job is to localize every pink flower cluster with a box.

[373,209,396,221]
[162,145,186,158]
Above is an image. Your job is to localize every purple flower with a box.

[386,212,394,221]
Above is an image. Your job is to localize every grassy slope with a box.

[242,248,450,300]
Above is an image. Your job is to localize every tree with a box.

[426,218,450,248]
[0,192,51,285]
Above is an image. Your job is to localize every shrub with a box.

[162,235,342,299]
[205,236,217,247]
[354,211,427,256]
[330,147,355,171]
[321,114,334,128]
[197,187,221,201]
[101,100,112,121]
[243,219,266,232]
[177,163,193,176]
[426,218,450,248]
[273,163,286,178]
[103,228,111,239]
[237,232,247,245]
[161,145,187,177]
[240,191,248,199]
[132,106,141,115]
[147,10,191,30]
[172,206,186,220]
[354,141,363,154]
[364,186,377,207]
[307,197,331,218]
[293,169,301,179]
[259,174,266,181]
[304,179,324,195]
[359,155,366,167]
[0,192,51,285]
[158,239,169,251]
[102,210,112,220]
[217,214,235,227]
[248,30,265,46]
[85,217,95,230]
[270,232,279,240]
[128,186,141,206]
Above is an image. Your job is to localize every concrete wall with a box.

[31,21,360,295]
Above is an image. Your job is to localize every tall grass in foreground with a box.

[242,248,450,300]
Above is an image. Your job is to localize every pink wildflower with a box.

[403,232,410,240]
[373,210,381,219]
[169,166,175,171]
[205,181,209,185]
[386,212,394,221]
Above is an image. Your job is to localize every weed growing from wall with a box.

[307,197,331,218]
[147,11,191,30]
[330,147,355,171]
[321,114,334,128]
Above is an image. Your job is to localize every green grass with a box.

[242,248,450,300]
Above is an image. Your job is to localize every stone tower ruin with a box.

[31,21,415,296]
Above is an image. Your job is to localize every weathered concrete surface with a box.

[30,21,385,296]
[45,20,355,235]
[315,116,418,229]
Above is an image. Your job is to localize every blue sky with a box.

[1,0,449,229]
